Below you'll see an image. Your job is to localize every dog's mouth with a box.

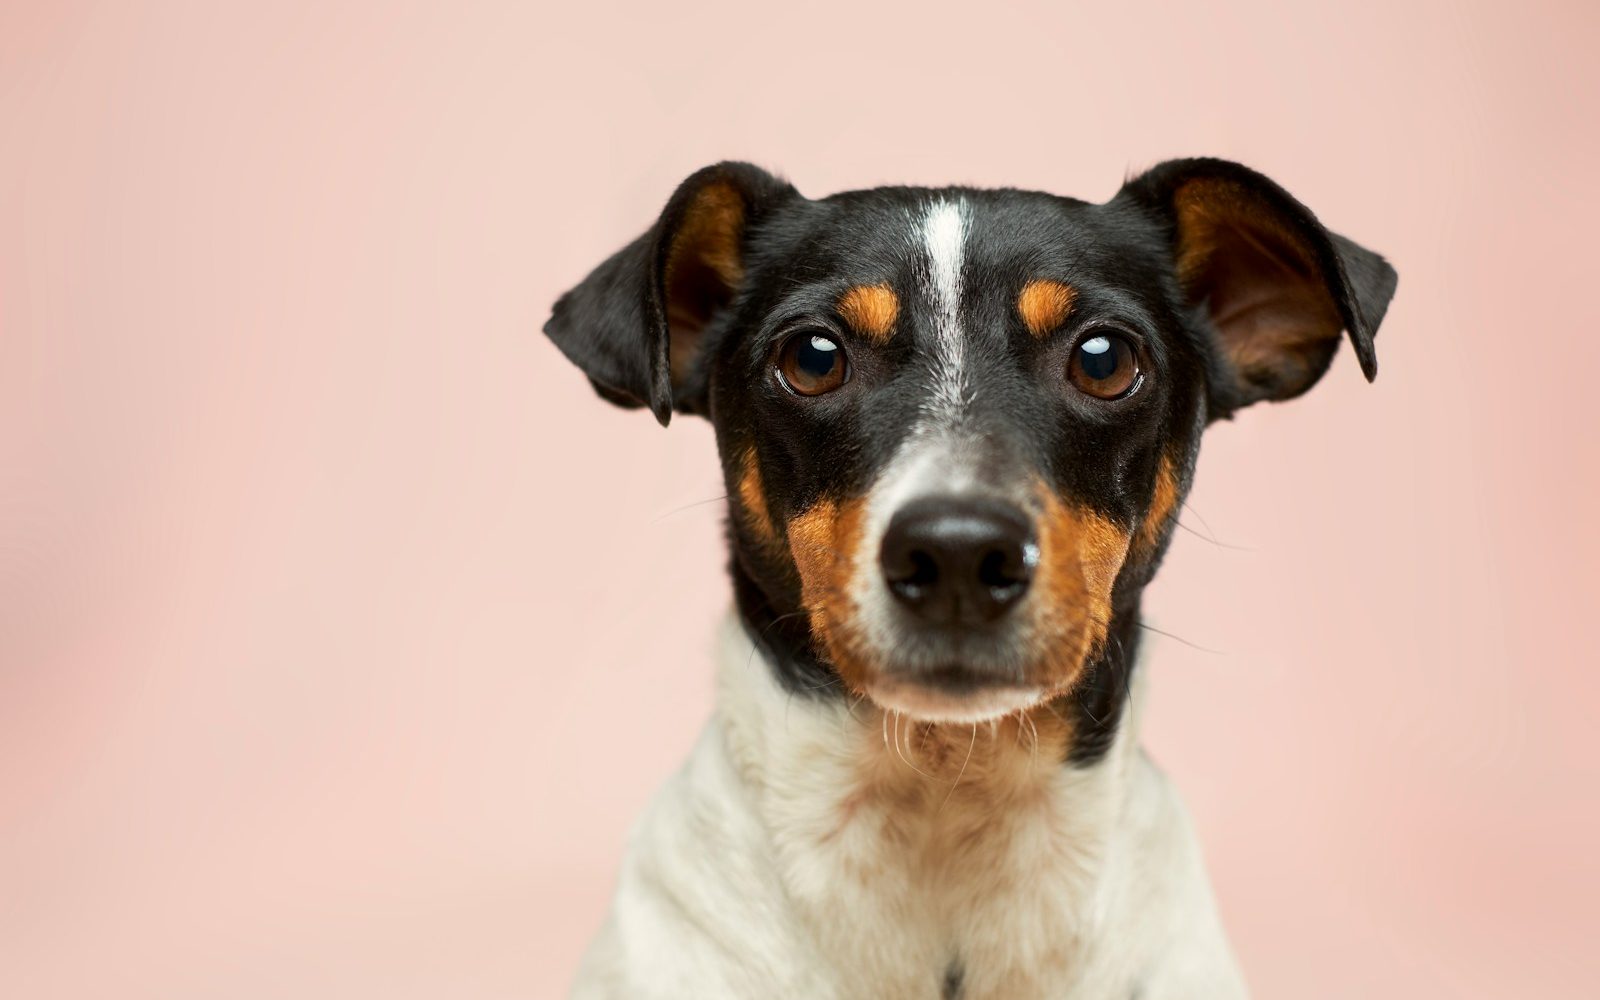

[866,669,1044,724]
[842,619,1100,723]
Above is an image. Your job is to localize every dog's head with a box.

[545,159,1395,730]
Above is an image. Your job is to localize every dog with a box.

[544,159,1396,999]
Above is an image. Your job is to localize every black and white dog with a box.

[545,159,1396,999]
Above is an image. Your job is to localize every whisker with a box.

[1175,500,1251,551]
[749,608,830,725]
[1108,631,1136,710]
[649,494,729,523]
[843,691,871,725]
[748,610,812,681]
[1138,621,1223,655]
[940,723,979,810]
[1074,678,1106,726]
[891,710,933,779]
[1023,711,1040,773]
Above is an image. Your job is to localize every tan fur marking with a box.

[664,181,746,384]
[815,706,1075,896]
[1030,485,1132,691]
[1170,178,1287,285]
[667,180,746,288]
[1170,178,1340,380]
[836,284,900,343]
[736,448,777,547]
[787,497,870,690]
[863,712,1073,787]
[1017,278,1078,338]
[857,711,1068,804]
[1135,454,1181,556]
[1171,177,1315,279]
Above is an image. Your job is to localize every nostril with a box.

[977,546,1032,603]
[888,549,940,602]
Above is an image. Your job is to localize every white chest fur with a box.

[571,617,1246,1000]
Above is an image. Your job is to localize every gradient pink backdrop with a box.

[3,2,1598,997]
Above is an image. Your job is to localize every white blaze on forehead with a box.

[851,199,982,627]
[848,198,994,653]
[917,198,971,417]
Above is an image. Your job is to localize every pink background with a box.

[3,2,1598,996]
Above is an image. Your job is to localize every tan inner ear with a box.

[1173,179,1344,398]
[663,181,747,385]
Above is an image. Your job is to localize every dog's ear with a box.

[1116,158,1397,418]
[542,162,799,426]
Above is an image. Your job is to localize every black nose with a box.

[879,496,1036,626]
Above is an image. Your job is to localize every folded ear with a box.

[542,162,798,426]
[1116,158,1398,417]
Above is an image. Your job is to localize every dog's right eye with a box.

[776,331,849,396]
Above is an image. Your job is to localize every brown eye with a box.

[777,331,849,396]
[1067,332,1141,399]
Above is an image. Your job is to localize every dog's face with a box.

[546,160,1395,728]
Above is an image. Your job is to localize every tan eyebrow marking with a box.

[836,284,900,344]
[1017,279,1078,337]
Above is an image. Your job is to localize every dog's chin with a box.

[866,675,1044,724]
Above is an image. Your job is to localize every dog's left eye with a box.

[1067,331,1142,400]
[776,331,849,396]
